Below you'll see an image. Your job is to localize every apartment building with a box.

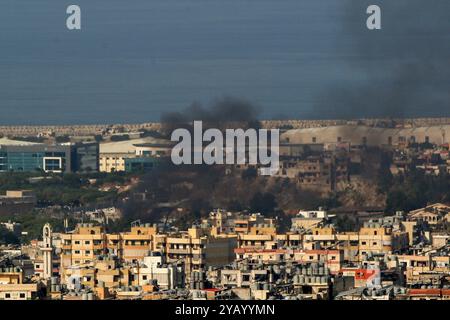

[130,254,184,289]
[303,224,409,263]
[0,190,37,216]
[63,256,131,290]
[358,226,409,259]
[61,223,160,270]
[408,203,450,225]
[204,210,277,235]
[291,209,328,230]
[234,248,343,274]
[283,156,332,191]
[60,223,237,283]
[220,268,269,289]
[165,227,237,278]
[389,254,450,286]
[60,224,106,273]
[107,224,157,262]
[0,267,40,300]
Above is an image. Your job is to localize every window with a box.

[75,241,80,245]
[85,241,90,245]
[20,293,25,298]
[5,293,11,299]
[43,157,62,172]
[361,241,367,245]
[143,275,147,280]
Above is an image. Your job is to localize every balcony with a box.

[167,248,190,255]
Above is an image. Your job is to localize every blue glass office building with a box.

[0,145,72,173]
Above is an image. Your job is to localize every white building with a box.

[297,209,328,219]
[132,254,184,290]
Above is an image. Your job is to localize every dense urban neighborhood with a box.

[1,119,450,300]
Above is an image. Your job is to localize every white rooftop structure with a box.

[99,137,169,154]
[282,125,450,147]
[297,210,328,219]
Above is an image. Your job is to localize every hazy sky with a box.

[1,0,450,124]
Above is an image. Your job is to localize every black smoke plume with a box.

[160,96,262,135]
[315,0,450,119]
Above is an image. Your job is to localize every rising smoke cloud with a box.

[160,96,262,134]
[315,0,450,119]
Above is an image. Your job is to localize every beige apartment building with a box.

[388,254,450,286]
[204,210,277,235]
[62,257,131,290]
[303,225,409,263]
[107,224,158,262]
[358,226,409,259]
[60,224,105,270]
[61,223,158,264]
[165,227,237,278]
[99,153,134,172]
[234,248,343,274]
[59,223,237,282]
[0,267,40,300]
